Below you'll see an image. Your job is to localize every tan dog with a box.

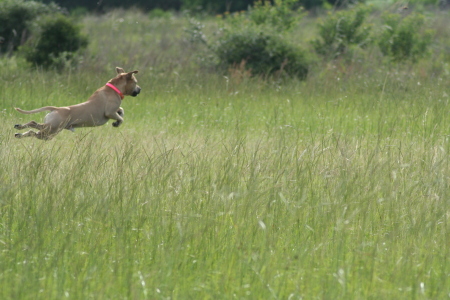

[14,67,141,140]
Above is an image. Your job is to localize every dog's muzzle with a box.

[132,86,141,97]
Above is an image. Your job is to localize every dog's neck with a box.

[106,83,124,100]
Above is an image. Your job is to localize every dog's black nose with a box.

[132,87,141,97]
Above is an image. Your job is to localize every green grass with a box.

[1,8,450,300]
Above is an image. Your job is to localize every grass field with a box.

[1,7,450,299]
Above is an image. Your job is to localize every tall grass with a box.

[1,8,450,299]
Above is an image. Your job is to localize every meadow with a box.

[1,7,450,299]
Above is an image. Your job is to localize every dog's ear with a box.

[116,67,125,74]
[126,70,138,78]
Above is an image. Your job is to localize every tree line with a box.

[38,0,357,13]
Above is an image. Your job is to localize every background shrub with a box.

[247,0,302,31]
[149,8,173,19]
[0,0,61,54]
[23,15,88,69]
[205,0,309,79]
[311,5,372,59]
[213,28,309,79]
[378,12,433,62]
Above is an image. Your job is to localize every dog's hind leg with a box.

[14,121,46,130]
[14,121,53,139]
[15,130,38,139]
[15,130,53,140]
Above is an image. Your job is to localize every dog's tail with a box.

[15,106,57,114]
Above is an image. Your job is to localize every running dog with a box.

[14,67,141,140]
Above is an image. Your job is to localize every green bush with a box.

[206,0,308,79]
[378,12,433,63]
[0,0,61,54]
[213,28,309,79]
[247,0,301,31]
[149,8,173,19]
[312,5,372,59]
[23,15,88,69]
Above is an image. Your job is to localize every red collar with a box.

[106,83,124,100]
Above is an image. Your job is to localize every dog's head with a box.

[111,67,141,97]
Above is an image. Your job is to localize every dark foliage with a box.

[24,15,88,68]
[39,0,184,12]
[0,0,61,53]
[39,0,363,13]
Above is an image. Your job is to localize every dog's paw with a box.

[14,133,22,138]
[112,121,121,127]
[14,124,21,129]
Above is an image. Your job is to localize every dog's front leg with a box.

[117,107,124,118]
[109,107,124,127]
